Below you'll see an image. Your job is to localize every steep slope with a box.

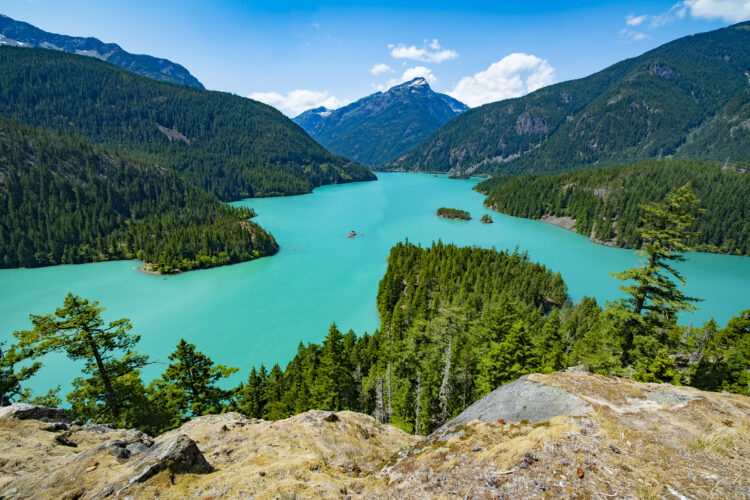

[388,21,750,175]
[676,87,750,162]
[477,159,750,255]
[0,116,277,272]
[0,47,375,200]
[1,372,747,499]
[294,78,469,166]
[0,14,204,88]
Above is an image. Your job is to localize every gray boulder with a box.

[117,434,212,493]
[0,403,69,423]
[436,377,590,436]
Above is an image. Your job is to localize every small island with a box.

[480,214,493,224]
[436,207,471,220]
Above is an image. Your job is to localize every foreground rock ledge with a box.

[0,372,748,499]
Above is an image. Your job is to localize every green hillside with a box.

[477,160,750,255]
[0,47,375,201]
[387,22,750,176]
[0,116,278,273]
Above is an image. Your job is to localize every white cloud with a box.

[248,89,346,116]
[448,53,556,107]
[626,14,648,26]
[370,63,393,76]
[619,28,652,41]
[389,39,458,63]
[374,66,437,91]
[682,0,750,23]
[623,0,749,37]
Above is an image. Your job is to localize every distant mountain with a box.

[0,47,375,200]
[387,22,750,175]
[294,106,332,132]
[294,78,469,166]
[0,13,204,88]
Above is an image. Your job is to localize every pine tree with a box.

[155,339,238,423]
[311,323,356,411]
[610,184,702,363]
[11,293,148,426]
[237,367,264,418]
[0,341,42,406]
[535,310,566,372]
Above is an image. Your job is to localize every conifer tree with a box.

[155,339,238,423]
[236,367,264,418]
[610,184,702,362]
[311,324,356,411]
[11,293,148,426]
[0,341,41,406]
[535,310,567,372]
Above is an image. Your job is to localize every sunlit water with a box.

[1,173,748,395]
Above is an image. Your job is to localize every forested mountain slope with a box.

[0,14,204,88]
[387,22,750,175]
[476,160,750,255]
[0,47,375,200]
[0,116,277,272]
[477,160,750,255]
[294,78,468,166]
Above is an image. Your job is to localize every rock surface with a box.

[0,372,748,499]
[0,403,69,422]
[436,377,591,435]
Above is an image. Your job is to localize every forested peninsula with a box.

[0,116,277,273]
[477,159,750,255]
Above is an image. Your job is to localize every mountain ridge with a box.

[294,77,469,166]
[386,22,750,176]
[0,14,204,88]
[0,46,375,200]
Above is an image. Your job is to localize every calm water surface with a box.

[2,173,749,394]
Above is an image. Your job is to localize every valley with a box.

[0,9,748,498]
[2,173,748,398]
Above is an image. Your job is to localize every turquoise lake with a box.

[1,172,749,395]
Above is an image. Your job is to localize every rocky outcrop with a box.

[1,373,748,499]
[436,377,590,435]
[0,403,69,422]
[515,112,549,136]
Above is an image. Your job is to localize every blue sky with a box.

[3,1,748,115]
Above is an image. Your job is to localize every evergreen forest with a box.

[477,159,750,255]
[0,116,277,272]
[0,47,375,201]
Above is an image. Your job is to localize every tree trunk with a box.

[414,371,422,435]
[84,328,118,414]
[438,339,452,426]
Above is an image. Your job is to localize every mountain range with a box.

[0,14,204,88]
[387,22,750,175]
[294,78,468,166]
[0,46,375,200]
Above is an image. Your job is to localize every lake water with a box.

[1,172,749,396]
